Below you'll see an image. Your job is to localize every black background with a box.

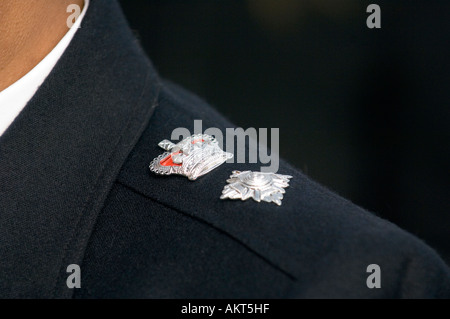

[118,0,450,263]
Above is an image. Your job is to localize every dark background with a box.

[118,0,450,263]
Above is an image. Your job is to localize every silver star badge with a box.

[220,170,292,206]
[149,134,233,180]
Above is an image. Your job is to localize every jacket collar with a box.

[0,0,160,298]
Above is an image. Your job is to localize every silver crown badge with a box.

[149,134,233,181]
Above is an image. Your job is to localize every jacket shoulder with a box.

[108,80,450,298]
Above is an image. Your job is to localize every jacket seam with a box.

[115,179,297,282]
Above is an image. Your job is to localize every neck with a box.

[0,0,84,92]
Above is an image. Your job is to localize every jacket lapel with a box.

[0,0,160,298]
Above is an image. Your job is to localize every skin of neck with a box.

[0,0,84,92]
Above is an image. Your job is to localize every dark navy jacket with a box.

[0,0,449,298]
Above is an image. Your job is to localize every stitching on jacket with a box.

[52,69,159,298]
[115,179,297,282]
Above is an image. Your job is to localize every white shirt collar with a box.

[0,0,89,137]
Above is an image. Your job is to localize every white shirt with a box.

[0,0,89,137]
